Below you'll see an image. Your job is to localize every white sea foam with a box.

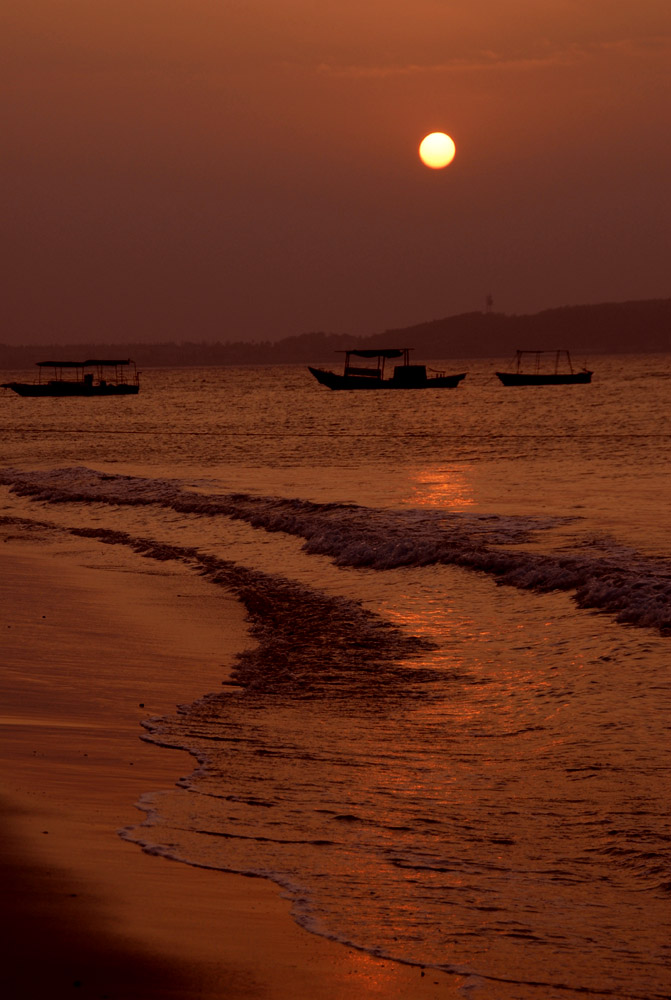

[2,465,670,635]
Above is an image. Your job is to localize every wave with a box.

[0,509,437,700]
[2,465,671,635]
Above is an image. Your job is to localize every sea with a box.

[1,353,670,999]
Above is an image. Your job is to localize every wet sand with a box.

[0,524,459,999]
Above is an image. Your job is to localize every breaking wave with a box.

[2,465,671,635]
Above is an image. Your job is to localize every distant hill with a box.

[372,299,671,361]
[1,299,669,369]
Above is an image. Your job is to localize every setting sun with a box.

[419,132,456,169]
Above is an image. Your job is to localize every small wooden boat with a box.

[495,350,592,386]
[308,349,466,390]
[2,359,141,396]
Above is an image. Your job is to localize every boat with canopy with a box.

[495,350,592,386]
[2,359,141,397]
[308,348,466,390]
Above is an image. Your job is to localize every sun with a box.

[419,132,456,169]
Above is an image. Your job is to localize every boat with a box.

[308,349,466,390]
[2,359,141,396]
[495,350,592,386]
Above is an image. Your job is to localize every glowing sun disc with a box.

[419,132,456,169]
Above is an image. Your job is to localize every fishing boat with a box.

[2,359,141,397]
[308,348,466,390]
[495,350,592,386]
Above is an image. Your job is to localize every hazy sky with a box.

[3,1,670,344]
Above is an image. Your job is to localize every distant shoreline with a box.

[2,298,670,369]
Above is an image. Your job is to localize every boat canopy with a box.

[337,349,407,359]
[512,350,575,373]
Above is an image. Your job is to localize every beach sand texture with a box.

[0,526,459,999]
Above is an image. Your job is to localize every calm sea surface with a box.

[2,354,670,999]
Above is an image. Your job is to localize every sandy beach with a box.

[0,521,460,999]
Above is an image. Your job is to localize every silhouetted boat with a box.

[308,349,466,390]
[2,359,141,397]
[495,350,592,386]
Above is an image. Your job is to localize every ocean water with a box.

[1,354,670,999]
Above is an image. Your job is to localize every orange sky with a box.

[2,1,670,344]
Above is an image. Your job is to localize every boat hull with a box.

[308,367,466,390]
[2,382,140,396]
[495,371,592,386]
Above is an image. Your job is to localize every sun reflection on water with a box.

[403,466,475,509]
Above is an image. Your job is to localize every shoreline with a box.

[0,525,459,998]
